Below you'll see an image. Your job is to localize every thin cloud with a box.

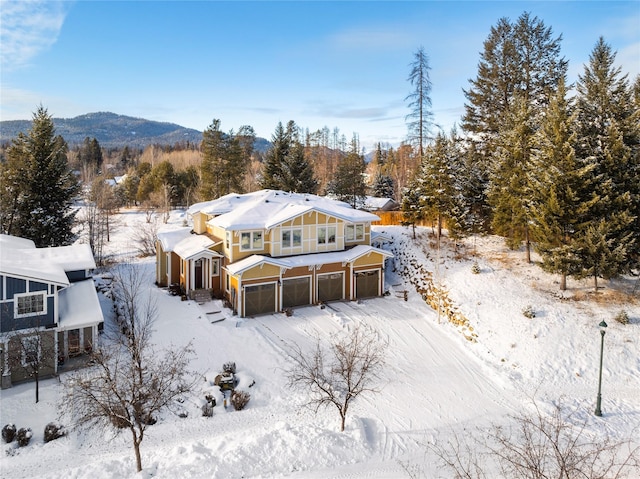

[1,0,70,71]
[327,25,414,52]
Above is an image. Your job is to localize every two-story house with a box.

[0,235,104,389]
[156,190,393,317]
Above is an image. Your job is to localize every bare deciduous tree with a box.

[285,323,387,432]
[425,399,640,479]
[131,216,159,257]
[60,264,197,473]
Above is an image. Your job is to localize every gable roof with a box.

[194,190,380,231]
[173,234,221,260]
[157,227,193,252]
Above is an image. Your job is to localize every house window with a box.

[282,229,302,248]
[15,293,46,317]
[346,224,365,242]
[212,259,219,275]
[318,226,336,245]
[225,231,230,249]
[240,231,263,251]
[22,336,40,366]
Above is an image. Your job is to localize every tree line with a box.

[401,13,639,291]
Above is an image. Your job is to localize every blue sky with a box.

[1,1,638,151]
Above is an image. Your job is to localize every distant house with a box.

[0,235,104,389]
[156,190,393,317]
[361,196,399,212]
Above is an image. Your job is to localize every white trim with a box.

[14,291,47,318]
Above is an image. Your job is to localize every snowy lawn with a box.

[1,209,638,478]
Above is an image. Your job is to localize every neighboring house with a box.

[0,235,104,389]
[156,189,393,317]
[361,196,399,212]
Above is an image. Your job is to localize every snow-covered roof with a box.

[157,227,193,252]
[0,246,70,285]
[173,234,221,260]
[195,190,379,231]
[58,279,104,330]
[362,196,398,211]
[186,192,249,217]
[29,244,96,271]
[226,245,393,276]
[0,234,35,250]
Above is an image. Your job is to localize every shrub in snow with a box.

[44,422,66,443]
[201,402,214,417]
[2,424,16,443]
[471,262,481,274]
[222,361,236,374]
[204,393,217,407]
[231,390,250,411]
[16,427,32,447]
[614,310,629,325]
[522,305,536,319]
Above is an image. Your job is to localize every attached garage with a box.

[317,272,344,302]
[244,283,276,316]
[355,270,379,298]
[282,277,311,309]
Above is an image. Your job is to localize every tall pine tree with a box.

[328,137,367,209]
[199,119,247,200]
[260,121,317,193]
[529,79,595,290]
[405,46,435,156]
[0,106,80,247]
[574,37,639,285]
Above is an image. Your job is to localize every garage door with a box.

[244,283,276,316]
[317,273,343,302]
[355,270,379,298]
[283,277,310,309]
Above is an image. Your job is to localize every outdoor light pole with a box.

[594,319,607,417]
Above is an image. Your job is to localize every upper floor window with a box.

[225,231,230,249]
[318,226,336,245]
[282,229,302,248]
[240,231,263,251]
[345,224,365,242]
[15,292,46,318]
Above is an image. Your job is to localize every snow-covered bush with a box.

[223,361,236,374]
[2,423,16,443]
[522,305,536,319]
[16,427,32,447]
[44,422,66,443]
[471,262,481,274]
[231,390,250,411]
[614,310,629,325]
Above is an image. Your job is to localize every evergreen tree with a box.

[487,92,536,261]
[0,106,80,247]
[529,79,595,290]
[463,12,567,142]
[574,37,639,282]
[371,172,395,199]
[260,121,317,193]
[454,140,491,238]
[400,182,423,239]
[405,46,435,156]
[329,138,367,208]
[260,121,292,190]
[199,119,247,200]
[414,132,456,239]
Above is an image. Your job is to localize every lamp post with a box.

[594,319,607,417]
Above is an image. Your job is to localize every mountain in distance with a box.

[0,112,271,152]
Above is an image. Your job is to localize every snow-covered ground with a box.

[1,209,638,478]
